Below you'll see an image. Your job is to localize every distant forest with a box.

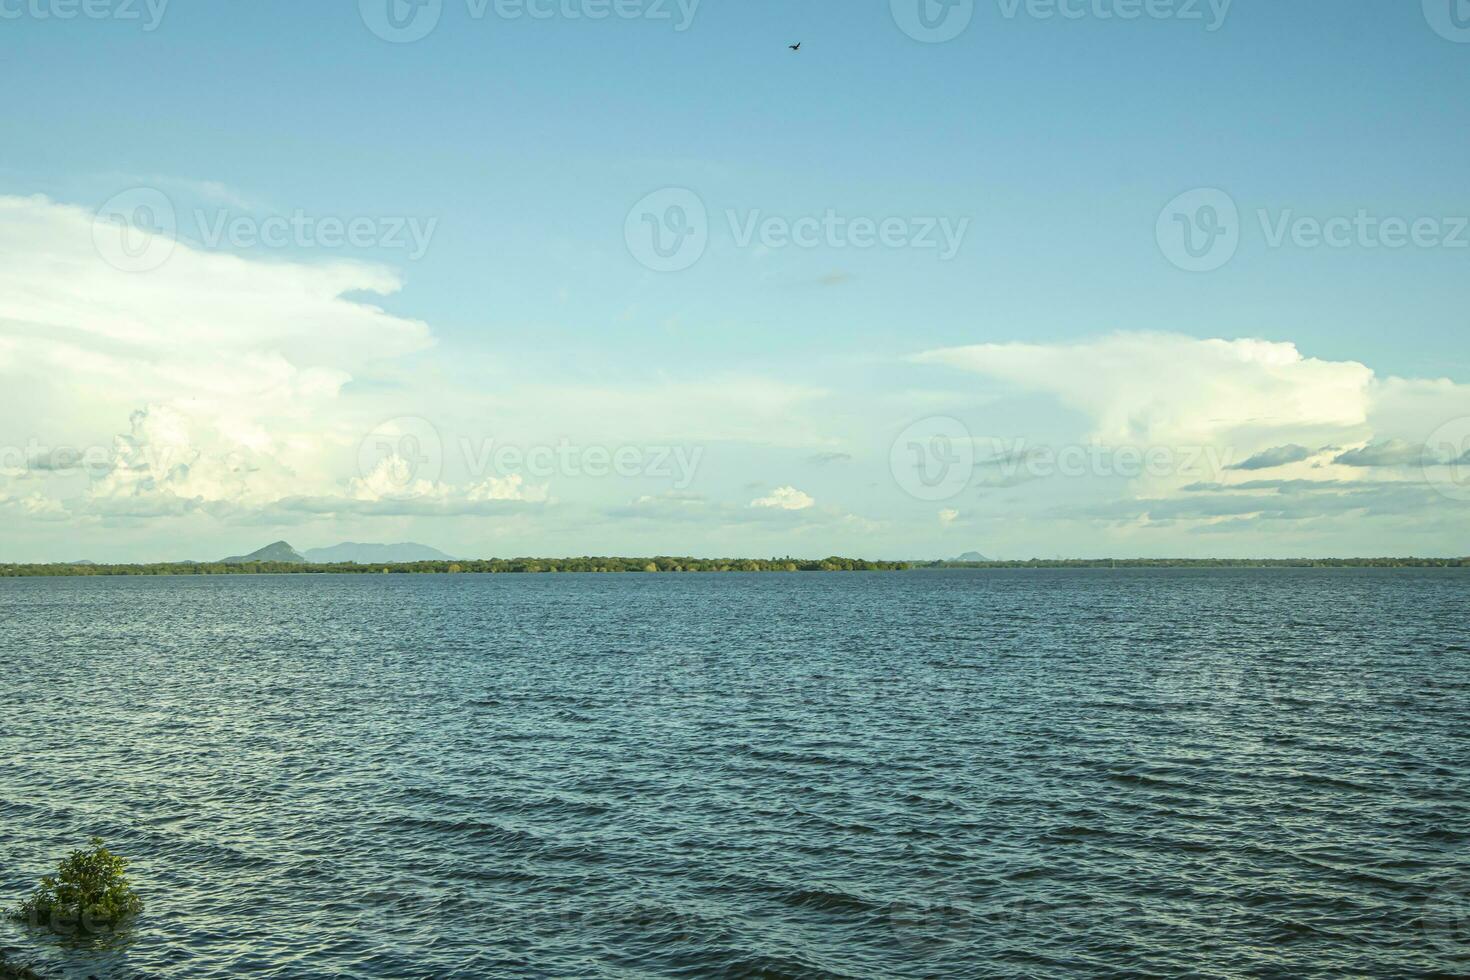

[1,556,1466,577]
[0,557,910,577]
[929,558,1470,568]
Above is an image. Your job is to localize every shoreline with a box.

[1,556,1466,577]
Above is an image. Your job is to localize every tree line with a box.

[926,558,1469,568]
[0,557,911,577]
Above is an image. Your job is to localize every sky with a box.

[2,0,1469,562]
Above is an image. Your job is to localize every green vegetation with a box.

[1,556,1465,577]
[927,557,1470,568]
[0,556,910,577]
[9,838,142,935]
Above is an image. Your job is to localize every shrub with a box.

[10,838,142,934]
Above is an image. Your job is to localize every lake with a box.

[1,569,1466,977]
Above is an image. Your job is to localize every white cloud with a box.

[913,331,1470,532]
[915,332,1470,472]
[1,195,436,519]
[6,189,1467,558]
[914,333,1376,447]
[750,485,814,510]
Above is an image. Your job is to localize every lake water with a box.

[1,569,1466,977]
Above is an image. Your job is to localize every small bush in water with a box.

[10,838,142,934]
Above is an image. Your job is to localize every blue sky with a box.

[2,0,1469,560]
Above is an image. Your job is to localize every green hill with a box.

[219,540,307,564]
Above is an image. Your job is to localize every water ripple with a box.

[1,568,1466,977]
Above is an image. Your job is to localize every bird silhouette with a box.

[789,42,801,51]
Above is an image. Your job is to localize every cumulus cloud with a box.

[3,195,854,547]
[912,331,1470,533]
[9,191,1470,556]
[914,334,1375,447]
[749,486,815,510]
[352,458,546,502]
[0,195,436,520]
[914,332,1470,473]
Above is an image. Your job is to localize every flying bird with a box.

[789,42,801,51]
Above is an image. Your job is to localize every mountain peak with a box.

[219,541,307,564]
[303,542,454,563]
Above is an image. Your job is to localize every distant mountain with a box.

[302,542,455,564]
[219,540,307,564]
[952,551,990,562]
